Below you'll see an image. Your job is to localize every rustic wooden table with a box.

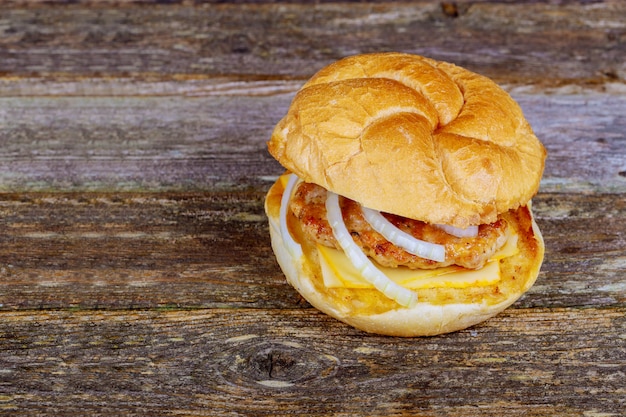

[0,1,624,415]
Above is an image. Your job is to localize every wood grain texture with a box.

[0,92,625,193]
[0,1,623,85]
[0,95,284,193]
[0,308,624,416]
[0,191,625,311]
[0,1,625,415]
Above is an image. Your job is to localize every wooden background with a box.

[0,0,624,415]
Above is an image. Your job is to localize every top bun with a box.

[268,53,546,228]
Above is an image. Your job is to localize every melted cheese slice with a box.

[279,173,292,188]
[319,229,519,290]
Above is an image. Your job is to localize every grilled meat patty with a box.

[290,182,509,270]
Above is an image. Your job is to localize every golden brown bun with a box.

[265,178,545,337]
[268,53,546,228]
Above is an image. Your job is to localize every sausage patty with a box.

[290,182,509,270]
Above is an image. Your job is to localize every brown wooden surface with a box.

[0,1,625,416]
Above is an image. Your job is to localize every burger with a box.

[264,53,546,336]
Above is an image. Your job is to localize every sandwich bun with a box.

[265,53,546,336]
[265,177,544,336]
[268,52,545,228]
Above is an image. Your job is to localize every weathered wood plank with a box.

[0,191,624,310]
[518,92,626,194]
[0,94,285,193]
[0,191,298,310]
[0,2,623,415]
[0,307,623,416]
[0,91,625,193]
[0,1,623,85]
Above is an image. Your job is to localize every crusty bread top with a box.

[268,53,546,228]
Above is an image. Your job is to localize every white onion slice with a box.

[279,174,303,259]
[325,192,417,308]
[435,223,479,238]
[361,207,446,262]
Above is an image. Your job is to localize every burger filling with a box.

[290,181,509,270]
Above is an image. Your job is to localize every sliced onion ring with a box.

[279,173,303,259]
[435,223,479,238]
[326,192,417,308]
[361,207,446,262]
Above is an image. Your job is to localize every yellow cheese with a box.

[318,229,519,290]
[278,173,291,189]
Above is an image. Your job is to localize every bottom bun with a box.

[265,177,545,337]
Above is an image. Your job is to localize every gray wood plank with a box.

[0,91,625,193]
[0,307,623,416]
[0,2,623,84]
[0,192,624,310]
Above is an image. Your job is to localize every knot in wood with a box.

[216,338,339,390]
[250,346,300,384]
